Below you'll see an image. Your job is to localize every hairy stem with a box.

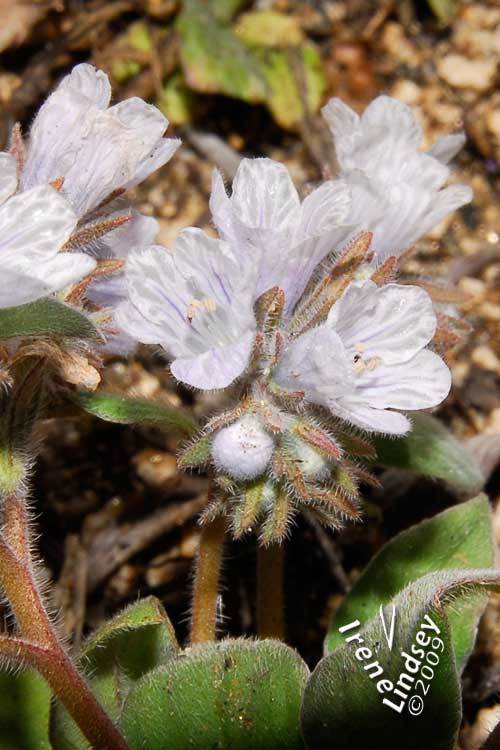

[257,542,285,640]
[190,515,226,644]
[0,492,129,750]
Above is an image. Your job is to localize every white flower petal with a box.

[57,63,111,108]
[0,269,52,309]
[274,325,352,405]
[413,184,473,239]
[321,98,360,166]
[0,152,17,206]
[115,299,171,347]
[322,96,472,261]
[0,185,77,262]
[328,281,437,364]
[230,158,300,233]
[296,180,351,241]
[124,137,181,190]
[22,75,177,217]
[210,162,352,311]
[0,254,96,308]
[209,168,233,239]
[354,349,451,411]
[428,133,466,164]
[171,330,256,390]
[330,401,411,435]
[120,231,257,389]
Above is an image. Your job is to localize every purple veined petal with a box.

[295,179,351,242]
[170,329,256,390]
[57,63,111,109]
[123,244,189,350]
[353,349,452,411]
[0,185,77,262]
[230,158,300,233]
[114,299,174,348]
[274,325,353,404]
[21,71,179,218]
[428,133,466,164]
[280,224,353,314]
[327,281,437,365]
[329,399,412,435]
[119,232,257,389]
[0,152,17,206]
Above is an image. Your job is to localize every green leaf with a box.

[0,299,98,340]
[121,639,309,749]
[427,0,457,24]
[158,73,199,125]
[301,568,500,750]
[324,495,494,670]
[176,0,326,129]
[177,1,266,101]
[69,390,198,436]
[373,413,484,494]
[51,597,179,750]
[235,10,304,47]
[177,433,212,469]
[0,669,52,749]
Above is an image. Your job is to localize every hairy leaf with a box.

[324,496,494,670]
[373,413,484,494]
[121,639,309,749]
[302,569,500,750]
[69,390,198,436]
[0,299,98,340]
[0,670,51,750]
[51,597,179,750]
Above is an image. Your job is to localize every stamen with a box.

[187,298,217,321]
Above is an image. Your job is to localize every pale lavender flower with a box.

[322,96,472,262]
[20,64,180,220]
[0,153,95,309]
[3,63,179,348]
[116,229,257,389]
[274,280,451,435]
[119,146,458,538]
[210,158,353,313]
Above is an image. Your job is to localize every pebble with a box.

[437,54,497,92]
[471,345,500,373]
[133,449,178,487]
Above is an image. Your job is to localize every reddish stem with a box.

[0,493,129,750]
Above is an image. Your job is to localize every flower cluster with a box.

[0,63,179,349]
[0,67,472,542]
[116,96,470,542]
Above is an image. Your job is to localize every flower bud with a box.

[288,436,331,481]
[211,415,275,480]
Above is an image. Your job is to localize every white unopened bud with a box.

[211,415,275,480]
[289,437,331,480]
